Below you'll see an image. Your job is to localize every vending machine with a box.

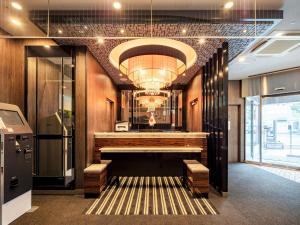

[0,103,33,225]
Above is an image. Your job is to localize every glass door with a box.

[245,96,260,162]
[261,94,300,167]
[26,46,75,188]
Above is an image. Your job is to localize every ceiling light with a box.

[119,48,186,93]
[159,69,166,75]
[11,2,22,10]
[113,1,122,10]
[11,18,21,26]
[182,29,187,34]
[84,25,88,29]
[275,32,284,37]
[238,56,246,63]
[120,29,125,34]
[198,38,205,44]
[58,29,63,34]
[224,1,234,9]
[119,73,123,77]
[243,29,247,33]
[97,38,104,44]
[44,45,50,49]
[182,73,186,76]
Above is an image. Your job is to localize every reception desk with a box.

[94,132,209,176]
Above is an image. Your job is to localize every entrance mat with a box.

[85,176,218,215]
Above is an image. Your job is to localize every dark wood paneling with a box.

[202,42,228,194]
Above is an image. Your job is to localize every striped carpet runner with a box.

[85,176,218,215]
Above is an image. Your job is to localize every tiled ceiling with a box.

[28,10,282,85]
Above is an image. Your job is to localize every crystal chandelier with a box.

[119,45,186,93]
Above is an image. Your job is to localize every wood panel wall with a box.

[74,47,87,188]
[86,51,117,166]
[0,38,56,113]
[228,80,245,161]
[186,72,203,132]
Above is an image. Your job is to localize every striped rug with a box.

[85,176,218,215]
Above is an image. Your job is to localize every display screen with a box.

[0,110,24,126]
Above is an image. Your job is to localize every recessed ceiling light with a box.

[84,25,88,29]
[198,38,205,44]
[224,1,234,9]
[58,29,63,34]
[11,2,22,10]
[44,45,50,49]
[182,29,187,34]
[182,73,186,76]
[97,38,104,44]
[11,18,21,26]
[113,1,122,10]
[238,56,246,63]
[243,29,247,33]
[119,73,123,77]
[120,29,125,34]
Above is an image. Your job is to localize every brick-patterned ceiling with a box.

[29,10,282,85]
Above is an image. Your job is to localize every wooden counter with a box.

[93,132,208,176]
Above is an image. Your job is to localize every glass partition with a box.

[245,96,260,162]
[121,90,183,131]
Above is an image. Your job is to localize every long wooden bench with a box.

[84,164,108,198]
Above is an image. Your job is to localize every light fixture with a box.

[97,38,104,44]
[275,32,284,37]
[238,56,246,63]
[118,45,187,93]
[120,29,125,34]
[182,29,187,34]
[119,73,123,77]
[58,29,63,34]
[11,18,21,26]
[182,73,186,76]
[224,1,234,9]
[243,29,247,33]
[84,25,88,29]
[198,38,205,44]
[44,45,50,49]
[11,2,22,10]
[113,1,122,10]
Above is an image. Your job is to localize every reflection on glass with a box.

[262,95,300,167]
[38,139,63,177]
[245,96,260,162]
[37,57,62,135]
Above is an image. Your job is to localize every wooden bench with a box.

[186,163,209,198]
[84,164,107,198]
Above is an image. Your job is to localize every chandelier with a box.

[119,45,186,93]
